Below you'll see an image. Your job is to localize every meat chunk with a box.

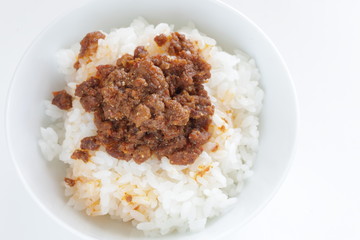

[167,32,196,55]
[134,46,148,58]
[105,145,131,161]
[78,31,106,58]
[74,31,106,70]
[80,95,102,112]
[51,90,72,110]
[133,145,151,164]
[169,146,202,165]
[71,149,90,163]
[75,77,101,112]
[132,59,168,92]
[116,53,134,71]
[80,136,100,150]
[75,77,99,97]
[131,104,151,127]
[165,99,190,126]
[96,64,117,79]
[132,77,148,88]
[154,34,168,46]
[144,94,165,113]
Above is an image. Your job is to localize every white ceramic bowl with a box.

[6,0,298,239]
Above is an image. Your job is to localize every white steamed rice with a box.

[39,17,263,236]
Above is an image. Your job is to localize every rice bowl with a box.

[6,0,297,239]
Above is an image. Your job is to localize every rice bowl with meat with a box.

[38,17,263,236]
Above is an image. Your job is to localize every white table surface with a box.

[1,0,360,239]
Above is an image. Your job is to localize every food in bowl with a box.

[38,18,263,235]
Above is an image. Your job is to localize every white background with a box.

[1,0,359,239]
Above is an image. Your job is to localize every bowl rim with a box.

[5,0,299,239]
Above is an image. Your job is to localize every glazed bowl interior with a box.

[6,0,297,239]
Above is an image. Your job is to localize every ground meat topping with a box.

[75,32,214,165]
[51,90,73,110]
[74,31,106,70]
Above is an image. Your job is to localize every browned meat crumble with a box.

[53,32,214,165]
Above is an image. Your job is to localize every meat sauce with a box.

[53,32,214,165]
